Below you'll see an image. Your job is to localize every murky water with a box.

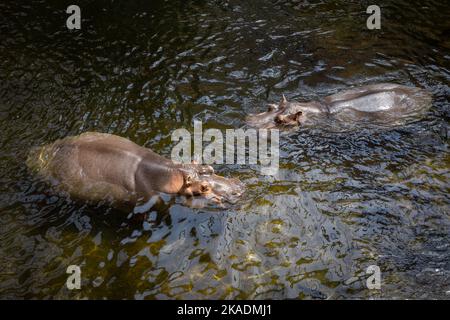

[1,0,449,299]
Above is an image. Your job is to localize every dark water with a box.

[0,0,449,299]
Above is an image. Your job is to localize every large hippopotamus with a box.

[27,132,244,207]
[246,83,432,130]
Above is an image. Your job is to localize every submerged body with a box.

[246,83,432,130]
[27,132,244,206]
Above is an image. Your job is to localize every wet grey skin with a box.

[27,132,244,207]
[246,83,432,130]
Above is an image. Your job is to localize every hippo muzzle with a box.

[183,171,245,205]
[246,95,314,129]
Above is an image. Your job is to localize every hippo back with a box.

[323,84,432,128]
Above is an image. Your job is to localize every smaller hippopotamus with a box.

[27,132,244,207]
[246,83,432,130]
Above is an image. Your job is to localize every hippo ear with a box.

[279,94,288,108]
[180,169,193,187]
[198,165,214,175]
[184,175,193,187]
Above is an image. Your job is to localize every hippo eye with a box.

[293,111,302,122]
[267,104,278,112]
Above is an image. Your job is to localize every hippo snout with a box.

[246,111,278,129]
[198,174,245,204]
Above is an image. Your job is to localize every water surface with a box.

[0,0,449,299]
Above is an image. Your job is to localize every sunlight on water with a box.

[0,0,449,299]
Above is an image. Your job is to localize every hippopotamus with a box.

[246,83,432,130]
[26,132,244,207]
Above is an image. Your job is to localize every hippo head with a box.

[195,173,245,204]
[246,95,321,129]
[179,164,244,205]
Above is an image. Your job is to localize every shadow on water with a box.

[0,0,449,298]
